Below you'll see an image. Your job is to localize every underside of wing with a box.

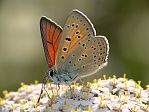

[56,9,96,69]
[63,35,109,78]
[40,17,62,68]
[55,9,109,78]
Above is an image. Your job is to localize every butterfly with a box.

[40,9,109,84]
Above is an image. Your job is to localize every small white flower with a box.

[0,77,148,112]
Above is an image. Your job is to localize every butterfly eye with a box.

[50,70,53,77]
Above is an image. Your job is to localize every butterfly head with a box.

[48,68,78,83]
[47,68,58,83]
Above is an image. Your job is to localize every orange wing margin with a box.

[40,17,62,68]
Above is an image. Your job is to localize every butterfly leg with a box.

[36,72,49,104]
[56,83,60,96]
[68,84,72,90]
[76,78,83,84]
[68,84,75,99]
[43,80,51,101]
[49,82,54,95]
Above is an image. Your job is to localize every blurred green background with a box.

[0,0,149,95]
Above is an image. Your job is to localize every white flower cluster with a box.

[0,75,149,112]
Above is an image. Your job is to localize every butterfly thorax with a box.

[48,68,78,83]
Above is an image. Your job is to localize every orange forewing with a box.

[40,17,62,67]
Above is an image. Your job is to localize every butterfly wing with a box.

[55,9,109,78]
[56,9,95,69]
[65,35,109,78]
[40,17,62,68]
